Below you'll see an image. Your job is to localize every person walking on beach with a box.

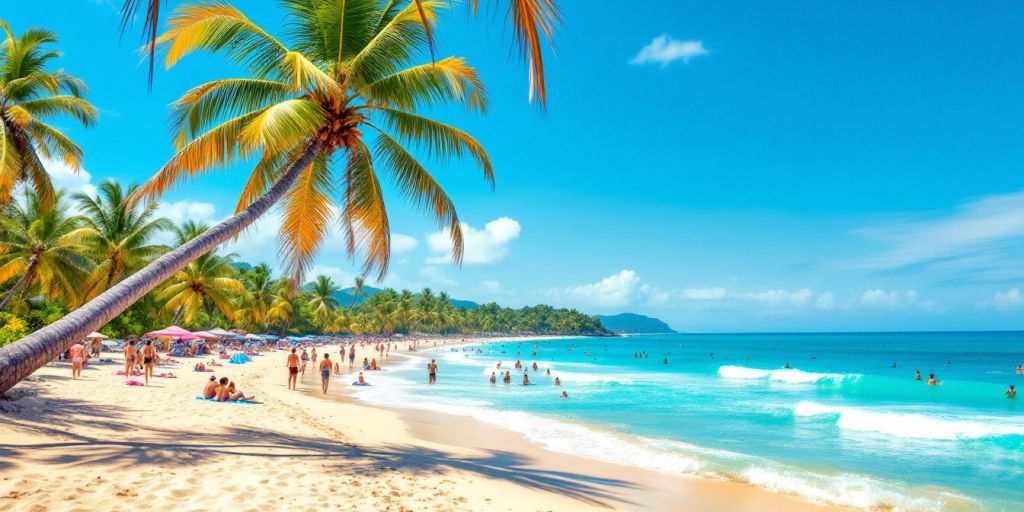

[427,359,438,384]
[300,348,309,377]
[287,348,300,390]
[319,354,332,394]
[348,345,356,368]
[123,340,137,379]
[140,340,156,386]
[69,341,86,379]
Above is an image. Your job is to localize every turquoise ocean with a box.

[346,332,1024,511]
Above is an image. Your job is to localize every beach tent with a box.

[145,326,200,341]
[85,331,108,339]
[229,353,252,364]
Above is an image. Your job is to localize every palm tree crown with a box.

[0,20,97,207]
[134,0,494,285]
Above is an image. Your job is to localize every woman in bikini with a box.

[140,340,156,386]
[123,340,137,379]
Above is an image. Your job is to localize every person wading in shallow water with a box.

[427,359,438,384]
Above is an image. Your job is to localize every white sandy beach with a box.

[0,336,850,512]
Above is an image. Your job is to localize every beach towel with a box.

[192,395,258,403]
[126,380,144,386]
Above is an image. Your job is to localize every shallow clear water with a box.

[347,332,1024,511]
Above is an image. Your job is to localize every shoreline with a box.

[0,334,849,511]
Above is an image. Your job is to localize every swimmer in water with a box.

[927,373,939,386]
[554,377,561,386]
[783,362,791,369]
[1016,364,1023,375]
[915,370,921,381]
[561,391,568,399]
[663,358,668,365]
[522,373,530,386]
[489,372,496,384]
[1007,385,1016,400]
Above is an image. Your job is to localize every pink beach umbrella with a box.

[144,325,201,341]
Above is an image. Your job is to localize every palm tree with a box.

[157,249,244,325]
[0,0,496,393]
[348,276,367,310]
[119,0,560,106]
[0,191,94,310]
[308,275,339,328]
[75,180,173,301]
[0,21,97,207]
[235,263,275,329]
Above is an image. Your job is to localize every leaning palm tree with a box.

[0,0,495,394]
[120,0,560,106]
[348,276,367,310]
[75,180,174,301]
[308,275,339,328]
[0,191,94,311]
[0,20,97,207]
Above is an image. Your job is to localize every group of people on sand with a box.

[201,375,255,401]
[123,340,159,385]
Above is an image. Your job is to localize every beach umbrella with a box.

[206,328,235,337]
[145,325,201,341]
[244,333,262,340]
[192,330,223,340]
[85,331,108,339]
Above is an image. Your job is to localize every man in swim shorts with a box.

[287,348,300,390]
[319,354,332,394]
[68,341,86,379]
[427,359,437,384]
[203,375,218,399]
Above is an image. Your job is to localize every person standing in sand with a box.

[348,345,356,368]
[286,348,300,390]
[123,340,137,379]
[69,341,87,379]
[319,354,332,394]
[427,359,438,384]
[140,340,156,386]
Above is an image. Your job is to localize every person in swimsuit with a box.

[300,349,309,377]
[286,348,300,390]
[348,345,356,368]
[319,354,332,394]
[1007,385,1016,400]
[357,372,367,385]
[915,370,921,381]
[215,377,231,401]
[489,372,496,384]
[202,375,218,399]
[927,373,939,386]
[554,377,561,386]
[561,391,569,399]
[1016,364,1023,375]
[503,371,512,384]
[427,359,437,384]
[123,340,137,379]
[522,373,530,386]
[141,340,156,386]
[69,341,87,379]
[227,381,254,401]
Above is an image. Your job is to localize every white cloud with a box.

[480,280,503,293]
[856,289,937,312]
[550,269,642,309]
[426,217,521,265]
[630,35,708,66]
[992,288,1024,310]
[306,265,356,287]
[858,191,1024,278]
[392,233,418,254]
[419,266,458,287]
[155,200,217,225]
[44,157,96,198]
[681,287,728,300]
[815,292,835,311]
[748,288,813,307]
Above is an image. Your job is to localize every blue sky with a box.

[7,1,1024,331]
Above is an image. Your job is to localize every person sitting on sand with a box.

[227,382,254,401]
[561,391,568,399]
[522,373,530,386]
[370,358,379,371]
[927,373,939,386]
[915,370,921,381]
[194,362,206,372]
[489,372,496,384]
[362,357,370,370]
[215,377,231,401]
[1007,385,1016,400]
[203,376,218,399]
[554,377,561,386]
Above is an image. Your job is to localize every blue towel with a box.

[228,354,252,364]
[194,396,259,405]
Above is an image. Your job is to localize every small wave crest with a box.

[794,401,1024,440]
[717,365,856,384]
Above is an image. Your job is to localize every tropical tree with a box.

[0,20,97,207]
[308,274,339,328]
[157,249,244,325]
[348,275,367,310]
[119,0,560,106]
[75,180,173,301]
[235,263,276,329]
[0,191,94,310]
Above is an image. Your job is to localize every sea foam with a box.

[717,365,855,384]
[793,401,1024,440]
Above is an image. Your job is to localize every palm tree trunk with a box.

[0,141,322,395]
[0,254,39,312]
